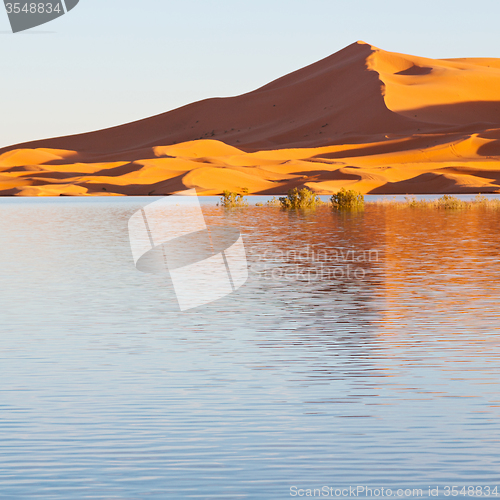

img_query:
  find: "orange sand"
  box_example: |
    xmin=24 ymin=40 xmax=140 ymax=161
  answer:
xmin=1 ymin=41 xmax=499 ymax=196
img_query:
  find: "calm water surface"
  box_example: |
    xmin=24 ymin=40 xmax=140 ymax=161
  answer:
xmin=1 ymin=198 xmax=500 ymax=499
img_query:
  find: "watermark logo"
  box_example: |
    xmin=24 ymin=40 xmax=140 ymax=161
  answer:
xmin=128 ymin=189 xmax=248 ymax=312
xmin=250 ymin=245 xmax=379 ymax=282
xmin=3 ymin=0 xmax=79 ymax=33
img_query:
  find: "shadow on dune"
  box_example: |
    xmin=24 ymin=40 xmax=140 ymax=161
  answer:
xmin=369 ymin=170 xmax=500 ymax=194
xmin=313 ymin=132 xmax=468 ymax=160
xmin=0 ymin=42 xmax=425 ymax=157
xmin=395 ymin=65 xmax=433 ymax=76
xmin=395 ymin=101 xmax=500 ymax=128
xmin=477 ymin=131 xmax=500 ymax=156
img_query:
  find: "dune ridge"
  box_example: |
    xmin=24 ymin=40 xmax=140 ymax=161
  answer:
xmin=1 ymin=41 xmax=500 ymax=196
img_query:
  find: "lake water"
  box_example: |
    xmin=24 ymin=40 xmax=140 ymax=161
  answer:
xmin=1 ymin=198 xmax=500 ymax=499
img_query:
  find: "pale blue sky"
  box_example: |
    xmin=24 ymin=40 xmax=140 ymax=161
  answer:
xmin=1 ymin=0 xmax=499 ymax=148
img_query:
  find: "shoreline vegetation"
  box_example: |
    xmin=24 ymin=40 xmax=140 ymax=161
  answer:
xmin=220 ymin=189 xmax=500 ymax=210
xmin=218 ymin=189 xmax=249 ymax=208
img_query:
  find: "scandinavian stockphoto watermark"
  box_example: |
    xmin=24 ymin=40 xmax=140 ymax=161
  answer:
xmin=290 ymin=486 xmax=428 ymax=497
xmin=3 ymin=0 xmax=79 ymax=33
xmin=128 ymin=192 xmax=378 ymax=310
xmin=128 ymin=189 xmax=248 ymax=312
xmin=250 ymin=245 xmax=379 ymax=283
xmin=289 ymin=485 xmax=500 ymax=497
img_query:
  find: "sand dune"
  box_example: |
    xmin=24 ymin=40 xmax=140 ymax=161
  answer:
xmin=1 ymin=41 xmax=500 ymax=196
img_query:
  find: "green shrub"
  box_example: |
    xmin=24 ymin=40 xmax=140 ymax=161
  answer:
xmin=266 ymin=196 xmax=281 ymax=207
xmin=372 ymin=193 xmax=500 ymax=209
xmin=404 ymin=196 xmax=418 ymax=208
xmin=474 ymin=194 xmax=488 ymax=204
xmin=219 ymin=189 xmax=248 ymax=208
xmin=436 ymin=195 xmax=467 ymax=209
xmin=401 ymin=194 xmax=500 ymax=209
xmin=402 ymin=195 xmax=466 ymax=209
xmin=473 ymin=194 xmax=500 ymax=208
xmin=330 ymin=188 xmax=364 ymax=210
xmin=279 ymin=188 xmax=323 ymax=209
xmin=403 ymin=196 xmax=438 ymax=208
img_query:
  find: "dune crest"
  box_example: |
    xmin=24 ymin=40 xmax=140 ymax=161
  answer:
xmin=1 ymin=42 xmax=500 ymax=196
xmin=367 ymin=46 xmax=500 ymax=124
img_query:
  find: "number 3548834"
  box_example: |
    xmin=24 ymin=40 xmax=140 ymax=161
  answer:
xmin=5 ymin=3 xmax=62 ymax=14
